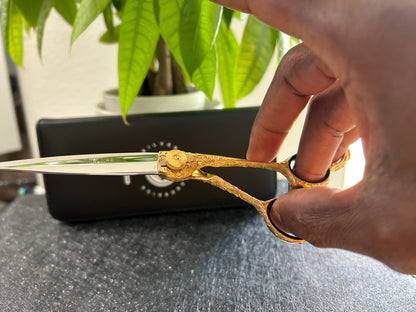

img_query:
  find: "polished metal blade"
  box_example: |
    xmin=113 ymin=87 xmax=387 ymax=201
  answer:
xmin=0 ymin=152 xmax=159 ymax=176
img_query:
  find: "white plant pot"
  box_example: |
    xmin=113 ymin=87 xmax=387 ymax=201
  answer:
xmin=96 ymin=87 xmax=220 ymax=116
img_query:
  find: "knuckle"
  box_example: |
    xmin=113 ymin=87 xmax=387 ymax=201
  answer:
xmin=292 ymin=207 xmax=334 ymax=247
xmin=280 ymin=44 xmax=335 ymax=96
xmin=322 ymin=120 xmax=345 ymax=139
xmin=256 ymin=121 xmax=288 ymax=138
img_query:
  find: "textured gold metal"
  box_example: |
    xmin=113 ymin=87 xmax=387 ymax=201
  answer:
xmin=158 ymin=149 xmax=350 ymax=244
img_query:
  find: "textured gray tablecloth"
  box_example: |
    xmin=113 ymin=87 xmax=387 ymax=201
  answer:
xmin=0 ymin=195 xmax=415 ymax=311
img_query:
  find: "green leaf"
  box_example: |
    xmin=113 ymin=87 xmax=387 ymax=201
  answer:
xmin=71 ymin=0 xmax=112 ymax=47
xmin=102 ymin=3 xmax=114 ymax=34
xmin=191 ymin=46 xmax=216 ymax=101
xmin=22 ymin=15 xmax=30 ymax=33
xmin=112 ymin=0 xmax=125 ymax=11
xmin=216 ymin=21 xmax=238 ymax=108
xmin=179 ymin=0 xmax=222 ymax=76
xmin=99 ymin=24 xmax=119 ymax=43
xmin=153 ymin=0 xmax=160 ymax=24
xmin=37 ymin=0 xmax=53 ymax=59
xmin=53 ymin=0 xmax=77 ymax=25
xmin=13 ymin=0 xmax=43 ymax=27
xmin=235 ymin=16 xmax=278 ymax=99
xmin=1 ymin=0 xmax=23 ymax=66
xmin=157 ymin=0 xmax=188 ymax=76
xmin=118 ymin=0 xmax=159 ymax=116
xmin=1 ymin=0 xmax=10 ymax=43
xmin=222 ymin=7 xmax=234 ymax=27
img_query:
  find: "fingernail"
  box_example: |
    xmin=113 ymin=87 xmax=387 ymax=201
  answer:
xmin=269 ymin=202 xmax=291 ymax=233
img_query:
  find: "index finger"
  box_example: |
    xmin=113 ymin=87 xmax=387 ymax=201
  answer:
xmin=247 ymin=44 xmax=336 ymax=162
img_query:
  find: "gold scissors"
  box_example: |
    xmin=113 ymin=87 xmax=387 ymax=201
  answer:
xmin=0 ymin=149 xmax=349 ymax=243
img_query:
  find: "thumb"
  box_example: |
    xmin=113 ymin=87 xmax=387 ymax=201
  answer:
xmin=269 ymin=181 xmax=416 ymax=274
xmin=269 ymin=186 xmax=360 ymax=248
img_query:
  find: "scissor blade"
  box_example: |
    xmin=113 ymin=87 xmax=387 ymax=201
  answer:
xmin=0 ymin=152 xmax=159 ymax=176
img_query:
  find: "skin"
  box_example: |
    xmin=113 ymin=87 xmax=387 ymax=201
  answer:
xmin=209 ymin=0 xmax=416 ymax=274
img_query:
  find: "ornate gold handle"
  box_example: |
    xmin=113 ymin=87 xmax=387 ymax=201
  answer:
xmin=158 ymin=150 xmax=350 ymax=243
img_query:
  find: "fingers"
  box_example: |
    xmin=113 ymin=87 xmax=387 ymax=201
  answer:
xmin=209 ymin=0 xmax=323 ymax=40
xmin=209 ymin=0 xmax=251 ymax=13
xmin=269 ymin=179 xmax=416 ymax=274
xmin=247 ymin=44 xmax=336 ymax=162
xmin=269 ymin=186 xmax=360 ymax=249
xmin=334 ymin=127 xmax=360 ymax=162
xmin=294 ymin=84 xmax=357 ymax=181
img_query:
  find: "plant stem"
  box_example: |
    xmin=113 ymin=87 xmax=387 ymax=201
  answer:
xmin=171 ymin=56 xmax=187 ymax=94
xmin=153 ymin=37 xmax=173 ymax=95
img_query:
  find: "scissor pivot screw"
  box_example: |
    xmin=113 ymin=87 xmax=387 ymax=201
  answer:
xmin=165 ymin=150 xmax=187 ymax=170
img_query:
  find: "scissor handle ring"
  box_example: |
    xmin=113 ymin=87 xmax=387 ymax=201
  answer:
xmin=266 ymin=199 xmax=305 ymax=242
xmin=288 ymin=154 xmax=331 ymax=184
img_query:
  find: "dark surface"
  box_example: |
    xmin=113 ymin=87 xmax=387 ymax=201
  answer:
xmin=0 ymin=195 xmax=415 ymax=311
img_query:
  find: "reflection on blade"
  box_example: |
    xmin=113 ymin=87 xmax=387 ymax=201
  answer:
xmin=0 ymin=153 xmax=159 ymax=176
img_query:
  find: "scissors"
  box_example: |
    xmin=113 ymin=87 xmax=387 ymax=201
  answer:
xmin=0 ymin=149 xmax=349 ymax=243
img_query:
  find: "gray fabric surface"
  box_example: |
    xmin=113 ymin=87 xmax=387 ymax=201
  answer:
xmin=0 ymin=201 xmax=6 ymax=213
xmin=0 ymin=195 xmax=415 ymax=311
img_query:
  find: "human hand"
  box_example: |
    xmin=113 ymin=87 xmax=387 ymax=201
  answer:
xmin=210 ymin=0 xmax=416 ymax=273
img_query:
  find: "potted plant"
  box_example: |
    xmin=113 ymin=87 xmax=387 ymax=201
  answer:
xmin=1 ymin=0 xmax=298 ymax=122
